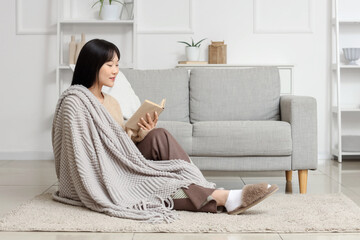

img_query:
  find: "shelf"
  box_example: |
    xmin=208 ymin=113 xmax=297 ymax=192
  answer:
xmin=331 ymin=0 xmax=360 ymax=163
xmin=56 ymin=0 xmax=137 ymax=99
xmin=332 ymin=18 xmax=360 ymax=24
xmin=339 ymin=20 xmax=360 ymax=24
xmin=332 ymin=64 xmax=360 ymax=70
xmin=332 ymin=106 xmax=360 ymax=113
xmin=58 ymin=65 xmax=71 ymax=70
xmin=332 ymin=148 xmax=360 ymax=157
xmin=59 ymin=19 xmax=134 ymax=24
xmin=335 ymin=151 xmax=360 ymax=156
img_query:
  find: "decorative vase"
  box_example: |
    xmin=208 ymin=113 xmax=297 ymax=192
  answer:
xmin=208 ymin=41 xmax=227 ymax=64
xmin=343 ymin=48 xmax=360 ymax=65
xmin=100 ymin=5 xmax=122 ymax=20
xmin=75 ymin=33 xmax=86 ymax=63
xmin=69 ymin=35 xmax=76 ymax=64
xmin=186 ymin=47 xmax=200 ymax=61
xmin=120 ymin=0 xmax=134 ymax=20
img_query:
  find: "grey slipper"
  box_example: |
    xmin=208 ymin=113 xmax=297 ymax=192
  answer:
xmin=227 ymin=182 xmax=279 ymax=215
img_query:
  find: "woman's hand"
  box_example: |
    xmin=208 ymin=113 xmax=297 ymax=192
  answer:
xmin=137 ymin=111 xmax=158 ymax=131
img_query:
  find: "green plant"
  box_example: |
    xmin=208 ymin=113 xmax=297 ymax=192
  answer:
xmin=178 ymin=38 xmax=207 ymax=47
xmin=91 ymin=0 xmax=125 ymax=17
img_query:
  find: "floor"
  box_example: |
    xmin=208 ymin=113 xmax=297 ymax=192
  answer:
xmin=0 ymin=159 xmax=360 ymax=239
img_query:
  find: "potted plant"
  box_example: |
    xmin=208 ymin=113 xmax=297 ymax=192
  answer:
xmin=178 ymin=38 xmax=207 ymax=61
xmin=92 ymin=0 xmax=125 ymax=20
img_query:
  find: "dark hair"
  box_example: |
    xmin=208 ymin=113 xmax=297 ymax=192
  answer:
xmin=71 ymin=39 xmax=120 ymax=88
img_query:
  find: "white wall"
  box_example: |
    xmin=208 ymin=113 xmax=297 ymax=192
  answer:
xmin=0 ymin=0 xmax=331 ymax=160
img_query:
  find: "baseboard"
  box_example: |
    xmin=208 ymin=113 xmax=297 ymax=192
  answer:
xmin=0 ymin=151 xmax=54 ymax=160
xmin=318 ymin=152 xmax=331 ymax=160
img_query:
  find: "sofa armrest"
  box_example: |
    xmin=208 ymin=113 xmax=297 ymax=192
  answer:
xmin=280 ymin=95 xmax=318 ymax=170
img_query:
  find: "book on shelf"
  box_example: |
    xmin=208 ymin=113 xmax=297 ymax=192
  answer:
xmin=125 ymin=99 xmax=166 ymax=131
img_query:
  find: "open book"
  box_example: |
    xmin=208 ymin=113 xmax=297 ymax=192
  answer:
xmin=125 ymin=98 xmax=166 ymax=131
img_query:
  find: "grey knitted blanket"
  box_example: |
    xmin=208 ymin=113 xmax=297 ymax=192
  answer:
xmin=51 ymin=85 xmax=216 ymax=224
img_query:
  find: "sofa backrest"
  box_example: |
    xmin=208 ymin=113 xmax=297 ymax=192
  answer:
xmin=121 ymin=68 xmax=189 ymax=122
xmin=189 ymin=67 xmax=280 ymax=122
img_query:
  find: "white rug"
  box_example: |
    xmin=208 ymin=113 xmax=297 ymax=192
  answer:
xmin=1 ymin=193 xmax=360 ymax=233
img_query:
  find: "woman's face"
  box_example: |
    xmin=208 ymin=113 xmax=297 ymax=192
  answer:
xmin=97 ymin=53 xmax=119 ymax=88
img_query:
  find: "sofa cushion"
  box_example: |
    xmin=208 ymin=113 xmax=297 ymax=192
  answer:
xmin=121 ymin=68 xmax=189 ymax=122
xmin=155 ymin=121 xmax=193 ymax=155
xmin=189 ymin=67 xmax=280 ymax=122
xmin=192 ymin=121 xmax=292 ymax=156
xmin=191 ymin=156 xmax=291 ymax=171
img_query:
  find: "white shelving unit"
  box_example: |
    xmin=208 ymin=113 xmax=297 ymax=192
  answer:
xmin=331 ymin=0 xmax=360 ymax=162
xmin=55 ymin=0 xmax=137 ymax=97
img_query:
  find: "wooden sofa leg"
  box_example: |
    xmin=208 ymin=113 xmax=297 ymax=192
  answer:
xmin=298 ymin=170 xmax=308 ymax=194
xmin=285 ymin=171 xmax=292 ymax=182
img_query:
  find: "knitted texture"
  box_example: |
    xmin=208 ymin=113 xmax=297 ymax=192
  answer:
xmin=51 ymin=85 xmax=216 ymax=224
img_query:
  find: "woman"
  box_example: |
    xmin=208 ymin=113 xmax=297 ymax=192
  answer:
xmin=52 ymin=39 xmax=278 ymax=223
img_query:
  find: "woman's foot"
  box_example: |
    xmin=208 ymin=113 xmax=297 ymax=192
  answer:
xmin=225 ymin=183 xmax=279 ymax=215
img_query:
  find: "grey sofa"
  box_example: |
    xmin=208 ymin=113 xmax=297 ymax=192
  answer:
xmin=121 ymin=67 xmax=318 ymax=194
